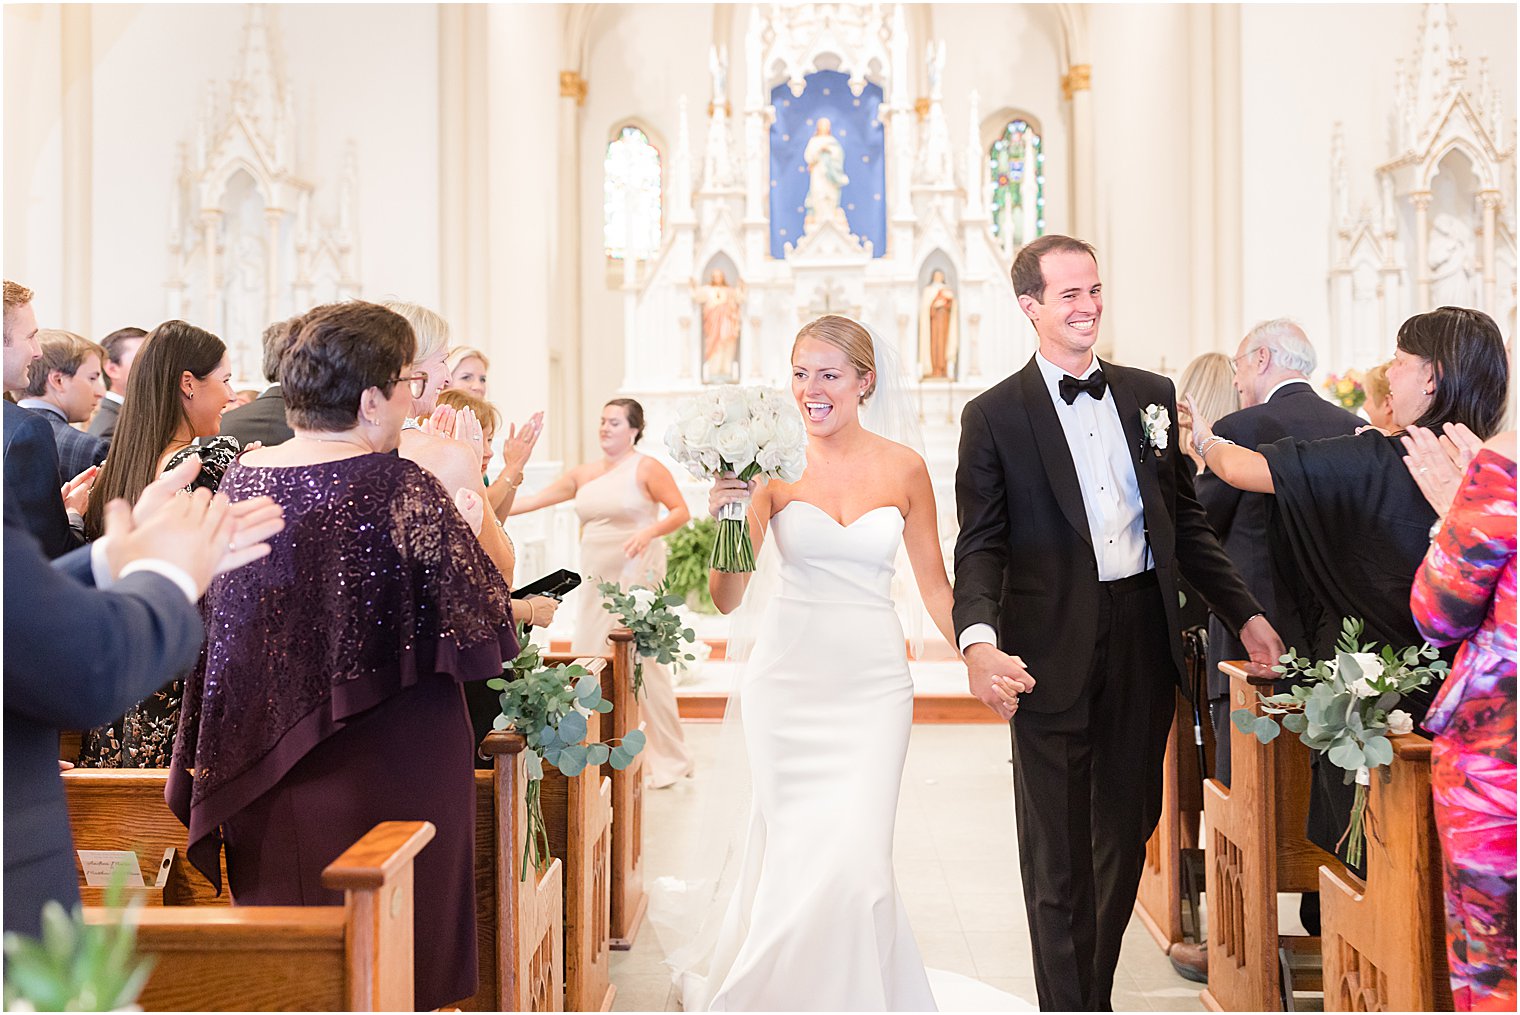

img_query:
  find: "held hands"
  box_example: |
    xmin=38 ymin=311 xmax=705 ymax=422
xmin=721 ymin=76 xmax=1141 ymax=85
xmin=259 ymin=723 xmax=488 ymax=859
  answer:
xmin=708 ymin=475 xmax=755 ymax=520
xmin=1238 ymin=614 xmax=1287 ymax=678
xmin=500 ymin=411 xmax=545 ymax=478
xmin=1401 ymin=422 xmax=1482 ymax=521
xmin=61 ymin=465 xmax=99 ymax=514
xmin=963 ymin=643 xmax=1036 ymax=722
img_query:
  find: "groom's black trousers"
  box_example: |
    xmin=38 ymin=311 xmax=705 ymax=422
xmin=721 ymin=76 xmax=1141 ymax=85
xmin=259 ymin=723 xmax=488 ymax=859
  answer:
xmin=1008 ymin=570 xmax=1176 ymax=1012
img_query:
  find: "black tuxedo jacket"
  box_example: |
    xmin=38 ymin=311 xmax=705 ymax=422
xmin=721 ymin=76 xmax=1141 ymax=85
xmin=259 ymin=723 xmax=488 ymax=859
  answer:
xmin=1196 ymin=382 xmax=1362 ymax=698
xmin=3 ymin=400 xmax=84 ymax=559
xmin=2 ymin=497 xmax=204 ymax=936
xmin=219 ymin=385 xmax=294 ymax=448
xmin=953 ymin=355 xmax=1261 ymax=715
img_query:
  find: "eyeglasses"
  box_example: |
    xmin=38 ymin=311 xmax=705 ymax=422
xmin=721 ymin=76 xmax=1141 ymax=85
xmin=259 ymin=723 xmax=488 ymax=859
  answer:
xmin=1231 ymin=347 xmax=1263 ymax=369
xmin=388 ymin=373 xmax=429 ymax=399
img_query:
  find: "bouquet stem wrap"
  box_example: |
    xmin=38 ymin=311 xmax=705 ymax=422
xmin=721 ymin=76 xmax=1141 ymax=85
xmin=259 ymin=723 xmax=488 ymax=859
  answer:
xmin=712 ymin=495 xmax=755 ymax=573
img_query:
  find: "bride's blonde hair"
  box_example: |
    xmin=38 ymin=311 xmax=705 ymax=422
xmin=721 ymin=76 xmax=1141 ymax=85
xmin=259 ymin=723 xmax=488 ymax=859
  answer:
xmin=792 ymin=315 xmax=877 ymax=401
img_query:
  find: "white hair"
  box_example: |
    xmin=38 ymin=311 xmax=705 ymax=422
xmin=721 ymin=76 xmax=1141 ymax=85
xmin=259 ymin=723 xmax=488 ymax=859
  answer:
xmin=1244 ymin=318 xmax=1316 ymax=375
xmin=380 ymin=300 xmax=450 ymax=363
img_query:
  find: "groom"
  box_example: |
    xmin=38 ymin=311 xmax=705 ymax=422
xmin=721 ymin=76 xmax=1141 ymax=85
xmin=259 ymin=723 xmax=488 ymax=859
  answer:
xmin=952 ymin=235 xmax=1284 ymax=1011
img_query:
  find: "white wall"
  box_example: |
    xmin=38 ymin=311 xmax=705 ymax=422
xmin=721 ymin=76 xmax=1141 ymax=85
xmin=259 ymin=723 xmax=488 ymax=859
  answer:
xmin=6 ymin=3 xmax=439 ymax=348
xmin=1237 ymin=3 xmax=1516 ymax=369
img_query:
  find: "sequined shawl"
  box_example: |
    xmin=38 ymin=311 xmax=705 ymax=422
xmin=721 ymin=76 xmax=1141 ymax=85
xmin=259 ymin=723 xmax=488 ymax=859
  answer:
xmin=167 ymin=452 xmax=518 ymax=885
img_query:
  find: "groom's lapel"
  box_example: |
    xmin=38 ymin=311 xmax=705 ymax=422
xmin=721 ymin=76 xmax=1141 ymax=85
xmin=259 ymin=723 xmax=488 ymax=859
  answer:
xmin=1104 ymin=362 xmax=1167 ymax=521
xmin=1017 ymin=359 xmax=1092 ymax=548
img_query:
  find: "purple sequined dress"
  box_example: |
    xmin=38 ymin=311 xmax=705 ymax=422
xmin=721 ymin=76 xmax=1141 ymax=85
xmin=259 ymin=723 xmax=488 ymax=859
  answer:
xmin=168 ymin=452 xmax=517 ymax=1010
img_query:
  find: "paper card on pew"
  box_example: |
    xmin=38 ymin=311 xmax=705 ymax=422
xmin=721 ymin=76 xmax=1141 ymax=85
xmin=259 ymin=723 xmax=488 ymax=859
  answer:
xmin=76 ymin=849 xmax=146 ymax=887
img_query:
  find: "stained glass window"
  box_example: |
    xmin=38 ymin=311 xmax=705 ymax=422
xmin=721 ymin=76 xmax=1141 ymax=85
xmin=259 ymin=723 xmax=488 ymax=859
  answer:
xmin=988 ymin=119 xmax=1044 ymax=253
xmin=604 ymin=126 xmax=662 ymax=260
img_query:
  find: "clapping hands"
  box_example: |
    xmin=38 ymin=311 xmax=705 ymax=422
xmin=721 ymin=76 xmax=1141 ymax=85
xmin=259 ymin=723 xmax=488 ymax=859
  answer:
xmin=423 ymin=403 xmax=487 ymax=461
xmin=500 ymin=411 xmax=545 ymax=478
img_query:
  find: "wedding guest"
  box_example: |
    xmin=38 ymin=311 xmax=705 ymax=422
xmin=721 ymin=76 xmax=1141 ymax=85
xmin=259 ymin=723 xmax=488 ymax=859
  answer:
xmin=1364 ymin=361 xmax=1395 ymax=430
xmin=87 ymin=326 xmax=148 ymax=443
xmin=1178 ymin=351 xmax=1239 ymax=474
xmin=432 ymin=387 xmax=544 ymax=521
xmin=1186 ymin=306 xmax=1508 ymax=869
xmin=219 ymin=318 xmax=297 ymax=448
xmin=3 ymin=280 xmax=85 ymax=558
xmin=18 ymin=330 xmax=109 ymax=483
xmin=447 ymin=345 xmax=490 ymax=398
xmin=5 ymin=459 xmax=282 ymax=937
xmin=77 ymin=321 xmax=239 ymax=768
xmin=383 ymin=300 xmax=516 ymax=578
xmin=512 ymin=398 xmax=695 ymax=787
xmin=168 ymin=300 xmax=517 ymax=1011
xmin=1406 ymin=425 xmax=1517 ymax=1014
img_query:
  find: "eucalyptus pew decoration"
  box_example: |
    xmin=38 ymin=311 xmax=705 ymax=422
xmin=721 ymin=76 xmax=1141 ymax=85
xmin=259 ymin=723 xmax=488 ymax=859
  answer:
xmin=3 ymin=875 xmax=153 ymax=1012
xmin=598 ymin=580 xmax=698 ymax=695
xmin=488 ymin=625 xmax=646 ymax=880
xmin=1232 ymin=617 xmax=1448 ymax=867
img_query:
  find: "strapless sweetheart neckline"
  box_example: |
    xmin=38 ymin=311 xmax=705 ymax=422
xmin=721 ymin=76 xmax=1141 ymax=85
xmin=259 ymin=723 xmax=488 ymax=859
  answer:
xmin=773 ymin=499 xmax=905 ymax=529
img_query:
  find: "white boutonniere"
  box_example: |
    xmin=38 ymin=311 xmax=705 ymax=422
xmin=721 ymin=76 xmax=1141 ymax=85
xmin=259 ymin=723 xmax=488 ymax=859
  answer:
xmin=1140 ymin=404 xmax=1170 ymax=461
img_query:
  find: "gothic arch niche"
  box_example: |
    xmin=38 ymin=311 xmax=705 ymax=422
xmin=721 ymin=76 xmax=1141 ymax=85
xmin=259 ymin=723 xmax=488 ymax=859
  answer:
xmin=218 ymin=168 xmax=274 ymax=369
xmin=693 ymin=250 xmax=744 ymax=384
xmin=1426 ymin=148 xmax=1482 ymax=308
xmin=916 ymin=249 xmax=960 ymax=380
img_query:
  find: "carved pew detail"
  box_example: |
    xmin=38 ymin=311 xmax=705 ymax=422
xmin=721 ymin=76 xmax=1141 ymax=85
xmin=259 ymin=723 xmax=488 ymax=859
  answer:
xmin=540 ymin=656 xmax=617 ymax=1013
xmin=1202 ymin=661 xmax=1343 ymax=1012
xmin=86 ymin=821 xmax=433 ymax=1012
xmin=464 ymin=731 xmax=566 ymax=1012
xmin=1321 ymin=734 xmax=1453 ymax=1012
xmin=1135 ymin=688 xmax=1211 ymax=952
xmin=549 ymin=627 xmax=647 ymax=950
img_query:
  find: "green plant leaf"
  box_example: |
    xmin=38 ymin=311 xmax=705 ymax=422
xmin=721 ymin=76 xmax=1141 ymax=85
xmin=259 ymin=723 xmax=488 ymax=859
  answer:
xmin=1328 ymin=740 xmax=1366 ymax=771
xmin=608 ymin=745 xmax=633 ymax=769
xmin=1230 ymin=708 xmax=1256 ymax=733
xmin=558 ymin=710 xmax=588 ymax=745
xmin=595 ymin=700 xmax=613 ymax=713
xmin=1251 ymin=716 xmax=1281 ymax=744
xmin=1362 ymin=735 xmax=1394 ymax=767
xmin=1282 ymin=712 xmax=1308 ymax=734
xmin=621 ymin=728 xmax=647 ymax=753
xmin=587 ymin=744 xmax=611 ymax=765
xmin=557 ymin=744 xmax=589 ymax=777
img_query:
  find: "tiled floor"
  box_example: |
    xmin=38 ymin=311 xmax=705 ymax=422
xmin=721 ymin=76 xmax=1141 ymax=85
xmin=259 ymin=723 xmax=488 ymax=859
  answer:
xmin=609 ymin=723 xmax=1219 ymax=1012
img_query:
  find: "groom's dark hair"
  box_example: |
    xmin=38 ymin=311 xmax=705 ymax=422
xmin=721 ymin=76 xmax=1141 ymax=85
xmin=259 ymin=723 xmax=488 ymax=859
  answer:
xmin=1011 ymin=235 xmax=1098 ymax=303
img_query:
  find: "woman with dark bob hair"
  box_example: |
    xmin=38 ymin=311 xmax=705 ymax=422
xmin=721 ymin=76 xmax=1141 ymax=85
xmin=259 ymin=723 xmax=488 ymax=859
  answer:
xmin=168 ymin=300 xmax=519 ymax=1009
xmin=1185 ymin=305 xmax=1509 ymax=869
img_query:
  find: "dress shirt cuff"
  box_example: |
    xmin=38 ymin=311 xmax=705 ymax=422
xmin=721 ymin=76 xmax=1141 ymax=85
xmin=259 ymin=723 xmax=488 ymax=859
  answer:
xmin=118 ymin=559 xmax=200 ymax=604
xmin=958 ymin=623 xmax=999 ymax=653
xmin=67 ymin=509 xmax=84 ymax=528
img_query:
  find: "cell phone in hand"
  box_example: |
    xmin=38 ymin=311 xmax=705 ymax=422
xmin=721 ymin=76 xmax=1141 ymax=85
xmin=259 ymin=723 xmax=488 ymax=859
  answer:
xmin=516 ymin=568 xmax=582 ymax=601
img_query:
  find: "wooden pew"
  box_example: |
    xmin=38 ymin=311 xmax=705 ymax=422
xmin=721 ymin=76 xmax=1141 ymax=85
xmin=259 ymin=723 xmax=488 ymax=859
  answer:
xmin=1202 ymin=661 xmax=1343 ymax=1012
xmin=547 ymin=627 xmax=646 ymax=950
xmin=463 ymin=730 xmax=566 ymax=1012
xmin=540 ymin=656 xmax=617 ymax=1013
xmin=1135 ymin=686 xmax=1213 ymax=952
xmin=63 ymin=768 xmax=227 ymax=906
xmin=85 ymin=820 xmax=433 ymax=1011
xmin=1320 ymin=734 xmax=1453 ymax=1012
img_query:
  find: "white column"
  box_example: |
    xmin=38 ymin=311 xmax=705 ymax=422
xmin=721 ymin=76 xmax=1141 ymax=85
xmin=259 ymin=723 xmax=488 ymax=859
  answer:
xmin=60 ymin=4 xmax=92 ymax=336
xmin=438 ymin=5 xmax=490 ymax=347
xmin=1479 ymin=190 xmax=1500 ymax=313
xmin=1412 ymin=191 xmax=1432 ymax=311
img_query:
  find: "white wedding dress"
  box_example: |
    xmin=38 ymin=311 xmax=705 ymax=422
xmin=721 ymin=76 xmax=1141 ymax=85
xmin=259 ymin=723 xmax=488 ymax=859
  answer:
xmin=677 ymin=500 xmax=1030 ymax=1012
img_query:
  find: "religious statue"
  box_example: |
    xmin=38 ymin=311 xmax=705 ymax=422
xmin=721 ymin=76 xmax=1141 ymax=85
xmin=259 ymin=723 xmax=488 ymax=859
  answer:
xmin=918 ymin=270 xmax=958 ymax=380
xmin=691 ymin=269 xmax=746 ymax=384
xmin=803 ymin=118 xmax=849 ymax=234
xmin=1428 ymin=212 xmax=1479 ymax=309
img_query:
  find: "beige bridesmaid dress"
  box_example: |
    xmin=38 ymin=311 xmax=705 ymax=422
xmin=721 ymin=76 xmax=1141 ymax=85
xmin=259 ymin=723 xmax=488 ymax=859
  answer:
xmin=570 ymin=452 xmax=694 ymax=787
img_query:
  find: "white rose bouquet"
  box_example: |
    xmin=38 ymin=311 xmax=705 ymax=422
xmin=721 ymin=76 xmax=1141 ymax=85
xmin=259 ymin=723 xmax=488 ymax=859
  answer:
xmin=664 ymin=385 xmax=807 ymax=572
xmin=1231 ymin=616 xmax=1448 ymax=867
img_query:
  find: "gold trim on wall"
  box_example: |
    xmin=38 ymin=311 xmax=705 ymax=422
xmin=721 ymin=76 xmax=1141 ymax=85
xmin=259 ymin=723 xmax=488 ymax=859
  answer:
xmin=914 ymin=97 xmax=930 ymax=120
xmin=1061 ymin=64 xmax=1091 ymax=101
xmin=560 ymin=70 xmax=588 ymax=105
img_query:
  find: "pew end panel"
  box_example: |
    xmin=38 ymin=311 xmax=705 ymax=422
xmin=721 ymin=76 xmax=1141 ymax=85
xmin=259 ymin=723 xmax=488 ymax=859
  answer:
xmin=1202 ymin=661 xmax=1343 ymax=1012
xmin=549 ymin=627 xmax=647 ymax=950
xmin=540 ymin=656 xmax=617 ymax=1013
xmin=1320 ymin=734 xmax=1453 ymax=1012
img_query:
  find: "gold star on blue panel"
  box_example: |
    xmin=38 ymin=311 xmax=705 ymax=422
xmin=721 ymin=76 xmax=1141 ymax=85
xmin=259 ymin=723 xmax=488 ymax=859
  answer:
xmin=847 ymin=203 xmax=855 ymax=210
xmin=862 ymin=155 xmax=870 ymax=163
xmin=839 ymin=129 xmax=847 ymax=137
xmin=780 ymin=228 xmax=788 ymax=235
xmin=782 ymin=134 xmax=790 ymax=142
xmin=796 ymin=206 xmax=804 ymax=213
xmin=873 ymin=194 xmax=881 ymax=200
xmin=822 ymin=88 xmax=831 ymax=95
xmin=853 ymin=99 xmax=861 ymax=106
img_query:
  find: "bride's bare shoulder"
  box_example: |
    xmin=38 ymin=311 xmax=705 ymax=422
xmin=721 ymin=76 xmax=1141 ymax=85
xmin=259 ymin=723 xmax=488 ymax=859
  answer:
xmin=870 ymin=433 xmax=928 ymax=473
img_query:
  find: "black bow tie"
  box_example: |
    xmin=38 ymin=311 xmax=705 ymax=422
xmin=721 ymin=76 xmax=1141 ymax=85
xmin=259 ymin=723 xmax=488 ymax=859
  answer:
xmin=1058 ymin=371 xmax=1107 ymax=405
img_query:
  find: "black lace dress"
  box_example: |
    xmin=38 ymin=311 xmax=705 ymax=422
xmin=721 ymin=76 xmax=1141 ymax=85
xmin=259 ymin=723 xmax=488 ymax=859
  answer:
xmin=76 ymin=436 xmax=240 ymax=768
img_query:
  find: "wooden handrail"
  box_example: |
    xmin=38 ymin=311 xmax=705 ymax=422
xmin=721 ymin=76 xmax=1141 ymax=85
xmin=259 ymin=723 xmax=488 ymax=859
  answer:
xmin=1391 ymin=732 xmax=1433 ymax=761
xmin=480 ymin=729 xmax=528 ymax=759
xmin=1219 ymin=659 xmax=1280 ymax=687
xmin=320 ymin=820 xmax=435 ymax=892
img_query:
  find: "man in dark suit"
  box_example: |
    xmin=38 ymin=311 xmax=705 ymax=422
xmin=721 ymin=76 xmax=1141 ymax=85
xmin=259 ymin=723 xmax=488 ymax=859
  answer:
xmin=1196 ymin=320 xmax=1363 ymax=785
xmin=17 ymin=330 xmax=109 ymax=483
xmin=952 ymin=236 xmax=1285 ymax=1011
xmin=219 ymin=317 xmax=296 ymax=448
xmin=87 ymin=326 xmax=148 ymax=445
xmin=3 ymin=281 xmax=84 ymax=558
xmin=3 ymin=458 xmax=284 ymax=937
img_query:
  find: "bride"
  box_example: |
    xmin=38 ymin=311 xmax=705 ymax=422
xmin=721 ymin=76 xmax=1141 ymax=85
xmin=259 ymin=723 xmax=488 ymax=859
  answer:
xmin=676 ymin=315 xmax=1031 ymax=1011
